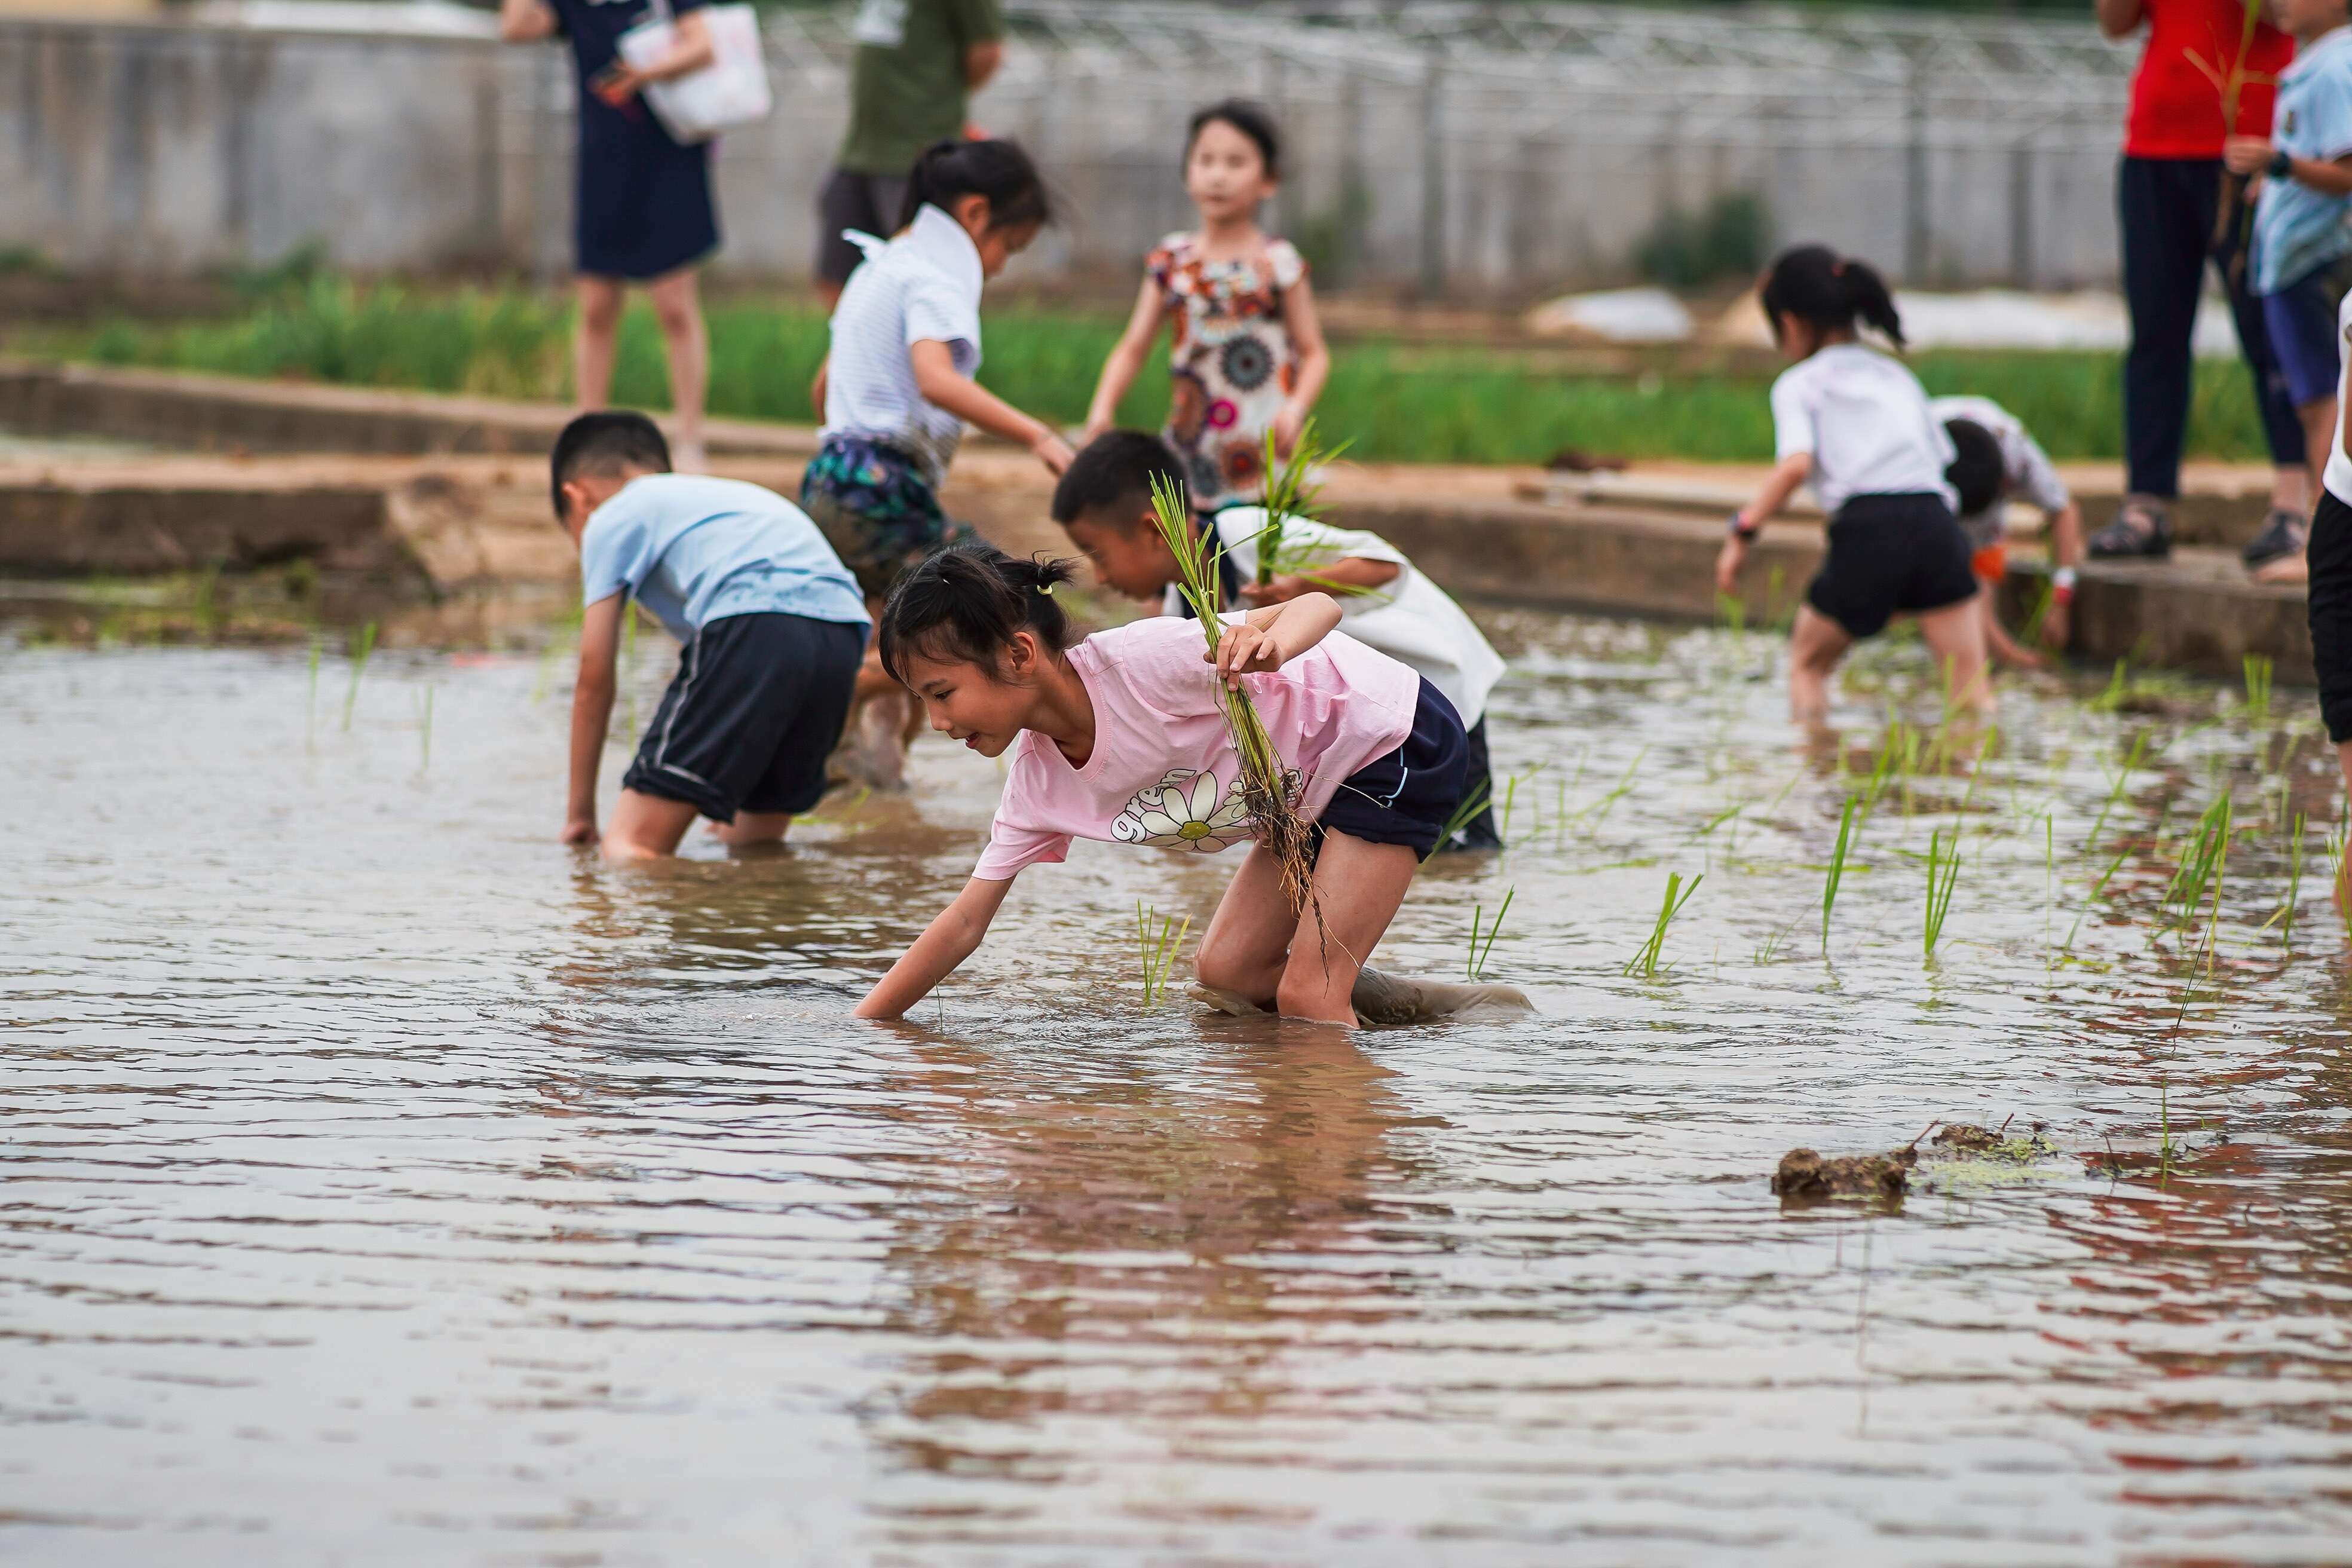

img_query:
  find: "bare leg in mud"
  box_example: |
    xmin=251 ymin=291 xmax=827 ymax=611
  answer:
xmin=1919 ymin=597 xmax=1995 ymax=716
xmin=606 ymin=790 xmax=789 ymax=859
xmin=1194 ymin=831 xmax=1420 ymax=1027
xmin=1786 ymin=606 xmax=1852 ymax=723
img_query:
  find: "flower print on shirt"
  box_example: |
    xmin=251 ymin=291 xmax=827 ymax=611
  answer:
xmin=1112 ymin=768 xmax=1255 ymax=852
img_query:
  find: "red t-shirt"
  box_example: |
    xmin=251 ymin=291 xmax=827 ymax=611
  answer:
xmin=2125 ymin=0 xmax=2295 ymax=158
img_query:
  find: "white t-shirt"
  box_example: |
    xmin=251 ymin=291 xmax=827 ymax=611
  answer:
xmin=1928 ymin=394 xmax=2071 ymax=544
xmin=2326 ymin=290 xmax=2352 ymax=506
xmin=1770 ymin=344 xmax=1958 ymax=516
xmin=1163 ymin=507 xmax=1506 ymax=725
xmin=820 ymin=203 xmax=984 ymax=489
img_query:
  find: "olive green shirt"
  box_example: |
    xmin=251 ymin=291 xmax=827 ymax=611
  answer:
xmin=838 ymin=0 xmax=1006 ymax=176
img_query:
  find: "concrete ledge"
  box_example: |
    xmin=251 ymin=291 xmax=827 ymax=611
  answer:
xmin=0 ymin=361 xmax=818 ymax=460
xmin=1340 ymin=492 xmax=2314 ymax=684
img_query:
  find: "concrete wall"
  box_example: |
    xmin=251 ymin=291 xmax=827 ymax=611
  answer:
xmin=0 ymin=14 xmax=2128 ymax=291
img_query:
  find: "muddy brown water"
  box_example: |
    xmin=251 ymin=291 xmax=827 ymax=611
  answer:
xmin=6 ymin=595 xmax=2352 ymax=1565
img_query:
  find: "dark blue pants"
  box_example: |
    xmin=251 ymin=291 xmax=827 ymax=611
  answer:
xmin=2118 ymin=155 xmax=2305 ymax=497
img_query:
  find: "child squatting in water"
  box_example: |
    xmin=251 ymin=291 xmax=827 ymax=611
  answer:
xmin=853 ymin=546 xmax=1472 ymax=1027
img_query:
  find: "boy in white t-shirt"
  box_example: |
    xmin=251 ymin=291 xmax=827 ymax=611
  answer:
xmin=1932 ymin=395 xmax=2085 ymax=669
xmin=1052 ymin=430 xmax=1509 ymax=850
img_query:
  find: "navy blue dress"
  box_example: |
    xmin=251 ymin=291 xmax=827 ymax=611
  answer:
xmin=548 ymin=0 xmax=721 ymax=280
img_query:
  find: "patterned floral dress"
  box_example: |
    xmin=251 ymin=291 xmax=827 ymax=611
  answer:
xmin=1148 ymin=232 xmax=1307 ymax=513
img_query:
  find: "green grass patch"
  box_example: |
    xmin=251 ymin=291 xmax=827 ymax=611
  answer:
xmin=16 ymin=276 xmax=2280 ymax=467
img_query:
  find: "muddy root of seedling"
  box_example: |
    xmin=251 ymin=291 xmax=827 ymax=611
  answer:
xmin=1771 ymin=1146 xmax=1912 ymax=1202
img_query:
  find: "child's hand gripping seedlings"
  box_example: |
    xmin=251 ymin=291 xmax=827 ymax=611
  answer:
xmin=1149 ymin=471 xmax=1322 ymax=914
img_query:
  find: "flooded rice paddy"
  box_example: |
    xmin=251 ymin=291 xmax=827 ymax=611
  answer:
xmin=6 ymin=590 xmax=2352 ymax=1565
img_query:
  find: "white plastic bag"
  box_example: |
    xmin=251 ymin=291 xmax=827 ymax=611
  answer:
xmin=617 ymin=2 xmax=771 ymax=146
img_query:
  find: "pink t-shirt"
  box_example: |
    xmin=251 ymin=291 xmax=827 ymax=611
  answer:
xmin=972 ymin=615 xmax=1421 ymax=881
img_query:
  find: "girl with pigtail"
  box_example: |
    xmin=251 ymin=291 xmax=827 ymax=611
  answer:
xmin=852 ymin=544 xmax=1478 ymax=1027
xmin=1716 ymin=245 xmax=1993 ymax=722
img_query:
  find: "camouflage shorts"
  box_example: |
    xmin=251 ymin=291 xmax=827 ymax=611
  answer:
xmin=799 ymin=434 xmax=970 ymax=603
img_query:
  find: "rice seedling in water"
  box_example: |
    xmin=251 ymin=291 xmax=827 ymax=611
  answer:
xmin=1716 ymin=591 xmax=1747 ymax=637
xmin=1134 ymin=902 xmax=1190 ymax=1007
xmin=1466 ymin=886 xmax=1515 ymax=980
xmin=2242 ymin=653 xmax=2274 ymax=721
xmin=1149 ymin=471 xmax=1318 ymax=915
xmin=2281 ymin=811 xmax=2305 ymax=944
xmin=1752 ymin=918 xmax=1796 ymax=966
xmin=2087 ymin=658 xmax=2130 ymax=715
xmin=1923 ymin=827 xmax=1962 ymax=963
xmin=305 ymin=634 xmax=321 ymax=741
xmin=2083 ymin=732 xmax=2148 ymax=856
xmin=341 ymin=620 xmax=377 ymax=731
xmin=2062 ymin=844 xmax=2133 ymax=952
xmin=415 ymin=687 xmax=434 ymax=775
xmin=1623 ymin=872 xmax=1702 ymax=978
xmin=1821 ymin=792 xmax=1859 ymax=953
xmin=2159 ymin=794 xmax=2232 ymax=936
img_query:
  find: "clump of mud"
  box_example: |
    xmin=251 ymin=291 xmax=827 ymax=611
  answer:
xmin=1771 ymin=1119 xmax=2057 ymax=1205
xmin=1771 ymin=1146 xmax=1912 ymax=1201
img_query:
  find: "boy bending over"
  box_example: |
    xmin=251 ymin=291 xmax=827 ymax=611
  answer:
xmin=1052 ymin=430 xmax=1509 ymax=850
xmin=553 ymin=412 xmax=872 ymax=858
xmin=1934 ymin=396 xmax=2084 ymax=669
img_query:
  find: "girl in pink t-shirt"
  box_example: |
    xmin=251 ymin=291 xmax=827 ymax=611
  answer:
xmin=852 ymin=546 xmax=1469 ymax=1027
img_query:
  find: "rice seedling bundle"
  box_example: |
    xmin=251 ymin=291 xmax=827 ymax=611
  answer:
xmin=1147 ymin=472 xmax=1318 ymax=914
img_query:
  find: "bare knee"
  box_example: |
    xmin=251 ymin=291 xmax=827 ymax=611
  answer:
xmin=578 ymin=289 xmax=624 ymax=336
xmin=1195 ymin=934 xmax=1268 ymax=998
xmin=649 ymin=282 xmax=701 ymax=340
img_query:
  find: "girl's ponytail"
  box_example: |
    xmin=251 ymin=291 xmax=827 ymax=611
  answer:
xmin=895 ymin=138 xmax=1053 ymax=235
xmin=1838 ymin=257 xmax=1905 ymax=349
xmin=878 ymin=544 xmax=1076 ymax=683
xmin=1759 ymin=243 xmax=1906 ymax=349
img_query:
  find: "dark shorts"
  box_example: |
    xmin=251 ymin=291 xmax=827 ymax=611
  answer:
xmin=799 ymin=433 xmax=970 ymax=602
xmin=2310 ymin=489 xmax=2352 ymax=743
xmin=1315 ymin=678 xmax=1469 ymax=859
xmin=1806 ymin=492 xmax=1980 ymax=640
xmin=621 ymin=612 xmax=866 ymax=822
xmin=816 ymin=167 xmax=909 ymax=286
xmin=2262 ymin=253 xmax=2352 ymax=409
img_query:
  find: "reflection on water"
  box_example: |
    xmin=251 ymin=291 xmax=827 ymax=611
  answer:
xmin=5 ymin=605 xmax=2352 ymax=1564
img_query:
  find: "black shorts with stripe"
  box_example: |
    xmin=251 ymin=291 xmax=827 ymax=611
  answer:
xmin=621 ymin=612 xmax=866 ymax=822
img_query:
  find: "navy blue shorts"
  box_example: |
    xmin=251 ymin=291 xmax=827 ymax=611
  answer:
xmin=621 ymin=612 xmax=865 ymax=822
xmin=1314 ymin=678 xmax=1469 ymax=859
xmin=2264 ymin=255 xmax=2352 ymax=409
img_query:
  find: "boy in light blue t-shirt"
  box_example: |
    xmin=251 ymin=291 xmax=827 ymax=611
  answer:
xmin=553 ymin=411 xmax=871 ymax=859
xmin=2230 ymin=0 xmax=2352 ymax=572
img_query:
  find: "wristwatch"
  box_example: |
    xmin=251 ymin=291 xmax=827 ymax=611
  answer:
xmin=2271 ymin=148 xmax=2294 ymax=180
xmin=1728 ymin=511 xmax=1759 ymax=541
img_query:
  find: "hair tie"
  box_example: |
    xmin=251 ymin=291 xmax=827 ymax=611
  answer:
xmin=1831 ymin=259 xmax=1847 ymax=277
xmin=1037 ymin=582 xmax=1054 ymax=595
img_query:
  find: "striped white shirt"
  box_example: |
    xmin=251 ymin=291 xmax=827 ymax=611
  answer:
xmin=820 ymin=203 xmax=984 ymax=490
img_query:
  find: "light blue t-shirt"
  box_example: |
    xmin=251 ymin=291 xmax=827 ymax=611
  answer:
xmin=578 ymin=474 xmax=871 ymax=642
xmin=2255 ymin=27 xmax=2352 ymax=295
